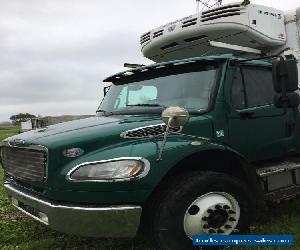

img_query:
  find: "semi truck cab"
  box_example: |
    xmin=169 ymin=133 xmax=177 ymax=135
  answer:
xmin=1 ymin=54 xmax=300 ymax=249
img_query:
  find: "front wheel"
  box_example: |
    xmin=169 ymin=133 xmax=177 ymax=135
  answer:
xmin=184 ymin=192 xmax=240 ymax=237
xmin=144 ymin=171 xmax=256 ymax=250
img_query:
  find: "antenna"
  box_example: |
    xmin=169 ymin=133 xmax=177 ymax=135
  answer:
xmin=196 ymin=0 xmax=222 ymax=13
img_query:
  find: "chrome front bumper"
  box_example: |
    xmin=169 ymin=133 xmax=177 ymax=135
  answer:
xmin=4 ymin=182 xmax=142 ymax=238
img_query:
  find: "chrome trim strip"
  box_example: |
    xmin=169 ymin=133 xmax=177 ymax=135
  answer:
xmin=66 ymin=157 xmax=151 ymax=183
xmin=2 ymin=141 xmax=49 ymax=182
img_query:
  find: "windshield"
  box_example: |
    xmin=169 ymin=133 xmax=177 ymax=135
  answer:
xmin=98 ymin=62 xmax=221 ymax=115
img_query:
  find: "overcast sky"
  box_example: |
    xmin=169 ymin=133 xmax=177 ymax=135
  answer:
xmin=0 ymin=0 xmax=299 ymax=122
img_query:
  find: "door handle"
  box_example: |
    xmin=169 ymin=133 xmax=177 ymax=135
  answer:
xmin=238 ymin=111 xmax=255 ymax=119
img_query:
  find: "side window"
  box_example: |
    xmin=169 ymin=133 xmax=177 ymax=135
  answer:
xmin=231 ymin=67 xmax=274 ymax=110
xmin=243 ymin=67 xmax=274 ymax=107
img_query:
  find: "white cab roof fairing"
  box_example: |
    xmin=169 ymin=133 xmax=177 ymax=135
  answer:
xmin=141 ymin=2 xmax=286 ymax=62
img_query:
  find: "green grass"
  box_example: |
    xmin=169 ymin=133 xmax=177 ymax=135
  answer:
xmin=0 ymin=126 xmax=20 ymax=141
xmin=0 ymin=126 xmax=299 ymax=249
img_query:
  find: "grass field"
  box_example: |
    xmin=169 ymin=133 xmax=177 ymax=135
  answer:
xmin=0 ymin=126 xmax=299 ymax=249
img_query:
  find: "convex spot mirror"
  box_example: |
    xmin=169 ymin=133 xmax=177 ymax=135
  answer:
xmin=161 ymin=106 xmax=190 ymax=127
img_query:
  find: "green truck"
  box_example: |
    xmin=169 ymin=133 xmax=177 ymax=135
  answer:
xmin=1 ymin=53 xmax=300 ymax=249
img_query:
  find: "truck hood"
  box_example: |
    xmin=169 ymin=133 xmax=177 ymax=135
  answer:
xmin=5 ymin=115 xmax=164 ymax=149
xmin=3 ymin=114 xmax=214 ymax=189
xmin=4 ymin=114 xmax=214 ymax=166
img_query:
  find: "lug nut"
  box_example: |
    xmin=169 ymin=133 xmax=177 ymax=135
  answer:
xmin=207 ymin=209 xmax=213 ymax=214
xmin=229 ymin=217 xmax=236 ymax=222
xmin=215 ymin=205 xmax=222 ymax=210
xmin=228 ymin=210 xmax=236 ymax=214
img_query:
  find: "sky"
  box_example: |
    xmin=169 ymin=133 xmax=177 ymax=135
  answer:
xmin=0 ymin=0 xmax=300 ymax=122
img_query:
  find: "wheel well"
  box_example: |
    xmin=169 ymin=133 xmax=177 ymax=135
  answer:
xmin=159 ymin=149 xmax=255 ymax=189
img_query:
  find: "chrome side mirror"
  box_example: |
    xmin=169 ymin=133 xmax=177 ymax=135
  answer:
xmin=158 ymin=107 xmax=189 ymax=161
xmin=161 ymin=106 xmax=190 ymax=127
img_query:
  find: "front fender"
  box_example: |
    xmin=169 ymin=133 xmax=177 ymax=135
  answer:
xmin=51 ymin=135 xmax=222 ymax=192
xmin=47 ymin=135 xmax=263 ymax=205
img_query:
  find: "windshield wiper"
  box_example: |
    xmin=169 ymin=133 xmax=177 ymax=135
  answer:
xmin=126 ymin=103 xmax=164 ymax=107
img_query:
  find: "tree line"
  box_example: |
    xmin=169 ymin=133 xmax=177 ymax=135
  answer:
xmin=10 ymin=113 xmax=36 ymax=125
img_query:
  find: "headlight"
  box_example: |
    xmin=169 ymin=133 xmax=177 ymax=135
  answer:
xmin=67 ymin=158 xmax=150 ymax=182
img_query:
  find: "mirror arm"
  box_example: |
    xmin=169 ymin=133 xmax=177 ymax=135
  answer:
xmin=157 ymin=117 xmax=172 ymax=161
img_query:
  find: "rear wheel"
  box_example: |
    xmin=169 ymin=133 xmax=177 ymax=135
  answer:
xmin=143 ymin=171 xmax=256 ymax=250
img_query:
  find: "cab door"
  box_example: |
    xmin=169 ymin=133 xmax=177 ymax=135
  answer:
xmin=227 ymin=66 xmax=296 ymax=162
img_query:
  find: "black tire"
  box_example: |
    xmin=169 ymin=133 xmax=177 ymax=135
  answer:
xmin=142 ymin=171 xmax=256 ymax=250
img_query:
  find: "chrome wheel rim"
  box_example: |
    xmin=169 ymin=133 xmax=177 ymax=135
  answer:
xmin=183 ymin=192 xmax=240 ymax=238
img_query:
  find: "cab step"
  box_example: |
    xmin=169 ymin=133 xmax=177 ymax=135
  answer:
xmin=256 ymin=158 xmax=300 ymax=202
xmin=256 ymin=160 xmax=300 ymax=178
xmin=264 ymin=185 xmax=300 ymax=203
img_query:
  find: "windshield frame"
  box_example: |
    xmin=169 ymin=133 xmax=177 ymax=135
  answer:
xmin=98 ymin=60 xmax=225 ymax=116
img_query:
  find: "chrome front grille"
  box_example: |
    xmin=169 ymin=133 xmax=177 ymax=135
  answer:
xmin=1 ymin=146 xmax=47 ymax=182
